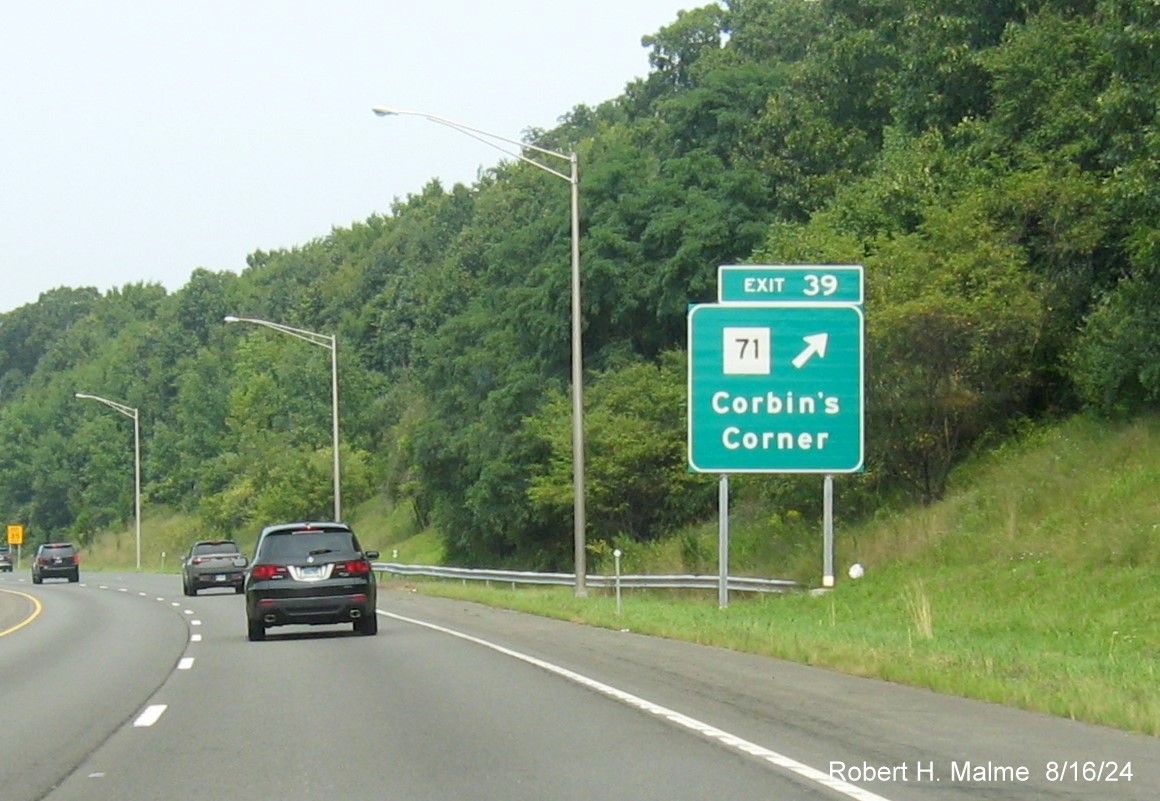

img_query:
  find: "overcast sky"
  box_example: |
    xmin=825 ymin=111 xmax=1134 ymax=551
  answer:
xmin=1 ymin=1 xmax=697 ymax=314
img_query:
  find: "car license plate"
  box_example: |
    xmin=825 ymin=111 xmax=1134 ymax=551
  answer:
xmin=215 ymin=574 xmax=227 ymax=582
xmin=300 ymin=566 xmax=322 ymax=578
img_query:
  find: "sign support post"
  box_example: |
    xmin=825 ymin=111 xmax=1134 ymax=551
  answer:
xmin=823 ymin=474 xmax=835 ymax=588
xmin=718 ymin=474 xmax=729 ymax=609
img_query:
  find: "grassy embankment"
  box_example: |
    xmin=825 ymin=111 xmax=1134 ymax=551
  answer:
xmin=82 ymin=415 xmax=1160 ymax=735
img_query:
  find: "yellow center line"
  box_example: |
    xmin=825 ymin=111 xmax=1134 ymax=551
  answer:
xmin=0 ymin=588 xmax=43 ymax=637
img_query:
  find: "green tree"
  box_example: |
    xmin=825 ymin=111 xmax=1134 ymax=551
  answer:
xmin=865 ymin=198 xmax=1045 ymax=502
xmin=526 ymin=352 xmax=715 ymax=547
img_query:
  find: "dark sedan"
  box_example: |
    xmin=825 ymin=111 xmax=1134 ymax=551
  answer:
xmin=244 ymin=522 xmax=379 ymax=641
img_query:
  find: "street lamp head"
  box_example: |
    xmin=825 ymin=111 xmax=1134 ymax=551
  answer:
xmin=223 ymin=315 xmax=240 ymax=323
xmin=371 ymin=106 xmax=400 ymax=117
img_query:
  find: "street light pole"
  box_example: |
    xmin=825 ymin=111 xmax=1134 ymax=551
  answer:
xmin=75 ymin=393 xmax=141 ymax=571
xmin=371 ymin=106 xmax=588 ymax=596
xmin=224 ymin=316 xmax=342 ymax=522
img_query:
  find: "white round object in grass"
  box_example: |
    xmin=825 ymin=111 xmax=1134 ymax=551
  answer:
xmin=848 ymin=563 xmax=864 ymax=579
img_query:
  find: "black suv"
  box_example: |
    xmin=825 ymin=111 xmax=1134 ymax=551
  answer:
xmin=244 ymin=522 xmax=379 ymax=641
xmin=32 ymin=542 xmax=80 ymax=583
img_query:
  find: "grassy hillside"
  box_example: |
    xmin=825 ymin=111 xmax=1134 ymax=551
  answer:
xmin=77 ymin=414 xmax=1160 ymax=734
xmin=398 ymin=415 xmax=1160 ymax=735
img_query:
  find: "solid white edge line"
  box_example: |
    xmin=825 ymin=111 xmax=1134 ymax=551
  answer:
xmin=134 ymin=704 xmax=167 ymax=727
xmin=384 ymin=611 xmax=896 ymax=801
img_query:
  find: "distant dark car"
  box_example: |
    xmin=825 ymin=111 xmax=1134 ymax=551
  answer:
xmin=31 ymin=542 xmax=80 ymax=583
xmin=0 ymin=550 xmax=12 ymax=573
xmin=244 ymin=522 xmax=379 ymax=641
xmin=181 ymin=540 xmax=248 ymax=596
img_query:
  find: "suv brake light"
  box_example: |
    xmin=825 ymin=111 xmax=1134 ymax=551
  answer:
xmin=337 ymin=560 xmax=371 ymax=576
xmin=250 ymin=564 xmax=289 ymax=580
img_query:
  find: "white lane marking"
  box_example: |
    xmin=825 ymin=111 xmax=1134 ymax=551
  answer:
xmin=190 ymin=619 xmax=202 ymax=626
xmin=191 ymin=633 xmax=202 ymax=642
xmin=178 ymin=657 xmax=194 ymax=670
xmin=134 ymin=705 xmax=167 ymax=727
xmin=386 ymin=611 xmax=897 ymax=801
xmin=170 ymin=602 xmax=181 ymax=607
xmin=118 ymin=588 xmax=128 ymax=593
xmin=156 ymin=597 xmax=165 ymax=602
xmin=183 ymin=609 xmax=194 ymax=615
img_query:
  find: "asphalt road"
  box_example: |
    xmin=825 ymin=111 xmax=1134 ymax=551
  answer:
xmin=1 ymin=572 xmax=1156 ymax=801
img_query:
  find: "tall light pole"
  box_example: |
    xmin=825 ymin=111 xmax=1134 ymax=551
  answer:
xmin=75 ymin=393 xmax=141 ymax=571
xmin=224 ymin=316 xmax=342 ymax=522
xmin=371 ymin=105 xmax=587 ymax=596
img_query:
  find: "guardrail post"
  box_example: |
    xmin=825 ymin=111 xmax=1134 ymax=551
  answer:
xmin=614 ymin=548 xmax=623 ymax=616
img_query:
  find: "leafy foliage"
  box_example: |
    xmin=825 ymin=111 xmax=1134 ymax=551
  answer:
xmin=2 ymin=0 xmax=1159 ymax=570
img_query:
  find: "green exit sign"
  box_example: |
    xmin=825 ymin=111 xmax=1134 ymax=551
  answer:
xmin=688 ymin=303 xmax=864 ymax=473
xmin=718 ymin=265 xmax=864 ymax=304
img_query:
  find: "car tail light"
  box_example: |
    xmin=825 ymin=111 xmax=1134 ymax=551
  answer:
xmin=250 ymin=564 xmax=289 ymax=580
xmin=336 ymin=560 xmax=371 ymax=577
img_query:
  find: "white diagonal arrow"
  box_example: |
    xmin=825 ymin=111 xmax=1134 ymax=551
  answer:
xmin=792 ymin=333 xmax=829 ymax=368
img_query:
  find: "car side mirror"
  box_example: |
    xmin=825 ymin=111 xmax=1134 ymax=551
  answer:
xmin=364 ymin=550 xmax=379 ymax=560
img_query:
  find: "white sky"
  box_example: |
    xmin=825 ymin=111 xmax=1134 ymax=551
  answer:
xmin=0 ymin=1 xmax=698 ymax=313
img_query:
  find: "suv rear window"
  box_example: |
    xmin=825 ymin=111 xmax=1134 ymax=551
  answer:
xmin=41 ymin=544 xmax=76 ymax=556
xmin=193 ymin=541 xmax=242 ymax=555
xmin=257 ymin=528 xmax=360 ymax=561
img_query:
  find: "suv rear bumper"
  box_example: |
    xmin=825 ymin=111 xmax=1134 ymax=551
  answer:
xmin=35 ymin=565 xmax=79 ymax=580
xmin=247 ymin=590 xmax=375 ymax=627
xmin=189 ymin=570 xmax=246 ymax=590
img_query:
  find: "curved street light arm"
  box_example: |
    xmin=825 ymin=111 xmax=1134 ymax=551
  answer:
xmin=371 ymin=106 xmax=574 ymax=184
xmin=223 ymin=316 xmax=334 ymax=351
xmin=74 ymin=392 xmax=137 ymax=420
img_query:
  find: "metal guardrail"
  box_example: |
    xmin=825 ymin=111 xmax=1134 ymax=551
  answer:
xmin=372 ymin=563 xmax=796 ymax=593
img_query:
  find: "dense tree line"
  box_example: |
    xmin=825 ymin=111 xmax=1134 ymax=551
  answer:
xmin=2 ymin=0 xmax=1158 ymax=567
